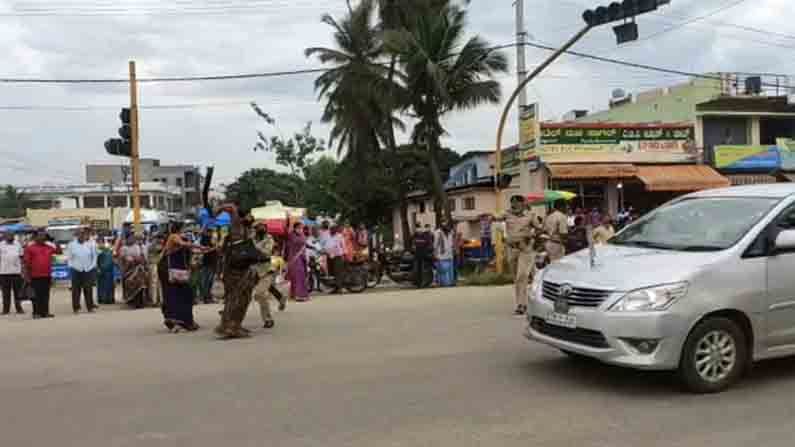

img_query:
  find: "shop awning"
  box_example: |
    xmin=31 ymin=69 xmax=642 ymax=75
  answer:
xmin=726 ymin=174 xmax=780 ymax=186
xmin=547 ymin=163 xmax=637 ymax=179
xmin=636 ymin=165 xmax=730 ymax=191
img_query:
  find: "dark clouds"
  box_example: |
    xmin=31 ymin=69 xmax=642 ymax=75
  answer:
xmin=0 ymin=0 xmax=791 ymax=185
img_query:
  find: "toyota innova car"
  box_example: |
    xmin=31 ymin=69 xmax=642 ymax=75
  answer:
xmin=526 ymin=184 xmax=795 ymax=392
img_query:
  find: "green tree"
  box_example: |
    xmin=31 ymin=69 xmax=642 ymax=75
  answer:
xmin=0 ymin=185 xmax=28 ymax=219
xmin=384 ymin=2 xmax=507 ymax=223
xmin=304 ymin=0 xmax=396 ymax=163
xmin=224 ymin=168 xmax=303 ymax=212
xmin=252 ymin=103 xmax=327 ymax=178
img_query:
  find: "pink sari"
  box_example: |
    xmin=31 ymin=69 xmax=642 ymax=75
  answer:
xmin=286 ymin=231 xmax=309 ymax=300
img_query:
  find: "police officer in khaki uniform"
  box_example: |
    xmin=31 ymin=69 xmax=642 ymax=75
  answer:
xmin=504 ymin=195 xmax=542 ymax=315
xmin=252 ymin=224 xmax=286 ymax=329
xmin=544 ymin=201 xmax=569 ymax=262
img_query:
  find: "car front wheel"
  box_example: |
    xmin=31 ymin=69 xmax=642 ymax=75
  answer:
xmin=679 ymin=317 xmax=748 ymax=393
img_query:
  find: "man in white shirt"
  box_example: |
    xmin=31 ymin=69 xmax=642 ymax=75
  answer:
xmin=0 ymin=231 xmax=25 ymax=314
xmin=67 ymin=229 xmax=98 ymax=314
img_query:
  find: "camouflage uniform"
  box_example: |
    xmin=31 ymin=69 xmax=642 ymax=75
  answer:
xmin=215 ymin=219 xmax=257 ymax=338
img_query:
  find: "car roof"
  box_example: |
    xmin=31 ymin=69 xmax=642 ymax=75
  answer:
xmin=686 ymin=183 xmax=795 ymax=199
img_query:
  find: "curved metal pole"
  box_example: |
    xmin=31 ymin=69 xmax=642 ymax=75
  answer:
xmin=494 ymin=25 xmax=591 ymax=274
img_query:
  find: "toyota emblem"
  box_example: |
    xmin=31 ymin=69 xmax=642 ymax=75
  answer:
xmin=559 ymin=284 xmax=573 ymax=298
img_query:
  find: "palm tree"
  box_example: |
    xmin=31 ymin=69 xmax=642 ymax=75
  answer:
xmin=384 ymin=2 xmax=507 ymax=224
xmin=305 ymin=0 xmax=397 ymax=164
xmin=308 ymin=0 xmax=416 ymax=242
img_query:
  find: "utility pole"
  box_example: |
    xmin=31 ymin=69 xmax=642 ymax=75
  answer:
xmin=493 ymin=0 xmax=671 ymax=274
xmin=515 ymin=0 xmax=528 ymax=131
xmin=129 ymin=61 xmax=142 ymax=235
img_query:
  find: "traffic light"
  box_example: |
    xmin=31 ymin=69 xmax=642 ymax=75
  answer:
xmin=582 ymin=0 xmax=670 ymax=28
xmin=104 ymin=107 xmax=132 ymax=157
xmin=104 ymin=138 xmax=131 ymax=157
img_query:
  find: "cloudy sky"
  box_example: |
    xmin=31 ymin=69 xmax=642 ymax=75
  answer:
xmin=0 ymin=0 xmax=792 ymax=186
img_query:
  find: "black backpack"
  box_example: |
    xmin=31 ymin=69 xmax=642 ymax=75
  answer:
xmin=226 ymin=239 xmax=269 ymax=271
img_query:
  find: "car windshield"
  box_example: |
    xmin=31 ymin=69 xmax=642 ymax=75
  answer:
xmin=611 ymin=197 xmax=778 ymax=251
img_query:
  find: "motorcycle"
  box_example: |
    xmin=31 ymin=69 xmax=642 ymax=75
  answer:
xmin=383 ymin=249 xmax=434 ymax=288
xmin=307 ymin=256 xmax=368 ymax=294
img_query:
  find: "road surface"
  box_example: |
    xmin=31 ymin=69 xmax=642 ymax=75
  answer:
xmin=2 ymin=286 xmax=795 ymax=446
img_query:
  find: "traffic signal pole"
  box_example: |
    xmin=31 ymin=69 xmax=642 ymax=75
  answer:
xmin=494 ymin=24 xmax=591 ymax=275
xmin=128 ymin=61 xmax=142 ymax=235
xmin=493 ymin=0 xmax=671 ymax=275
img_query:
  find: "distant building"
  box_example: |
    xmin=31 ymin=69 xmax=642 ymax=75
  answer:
xmin=394 ymin=151 xmax=499 ymax=243
xmin=20 ymin=182 xmax=184 ymax=230
xmin=85 ymin=158 xmax=203 ymax=211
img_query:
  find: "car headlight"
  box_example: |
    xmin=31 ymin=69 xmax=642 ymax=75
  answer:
xmin=530 ymin=268 xmax=545 ymax=297
xmin=609 ymin=282 xmax=688 ymax=312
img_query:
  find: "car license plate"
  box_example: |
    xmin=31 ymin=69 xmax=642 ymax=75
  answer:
xmin=546 ymin=312 xmax=576 ymax=329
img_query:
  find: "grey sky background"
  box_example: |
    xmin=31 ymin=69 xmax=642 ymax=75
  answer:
xmin=0 ymin=0 xmax=792 ymax=186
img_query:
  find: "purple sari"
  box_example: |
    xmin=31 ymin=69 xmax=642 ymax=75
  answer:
xmin=286 ymin=231 xmax=309 ymax=300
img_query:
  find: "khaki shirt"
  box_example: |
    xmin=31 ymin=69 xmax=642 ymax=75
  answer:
xmin=252 ymin=235 xmax=275 ymax=277
xmin=592 ymin=225 xmax=615 ymax=245
xmin=505 ymin=209 xmax=542 ymax=250
xmin=544 ymin=210 xmax=569 ymax=243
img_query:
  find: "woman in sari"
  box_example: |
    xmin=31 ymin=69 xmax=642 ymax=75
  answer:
xmin=119 ymin=235 xmax=149 ymax=309
xmin=160 ymin=222 xmax=202 ymax=332
xmin=285 ymin=222 xmax=309 ymax=302
xmin=96 ymin=240 xmax=116 ymax=305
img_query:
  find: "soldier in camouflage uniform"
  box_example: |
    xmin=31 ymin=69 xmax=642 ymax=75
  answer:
xmin=504 ymin=195 xmax=543 ymax=315
xmin=214 ymin=205 xmax=258 ymax=339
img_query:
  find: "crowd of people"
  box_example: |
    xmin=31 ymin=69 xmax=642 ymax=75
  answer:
xmin=0 ymin=204 xmax=382 ymax=339
xmin=503 ymin=197 xmax=638 ymax=316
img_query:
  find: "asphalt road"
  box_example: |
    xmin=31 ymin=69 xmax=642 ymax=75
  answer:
xmin=2 ymin=286 xmax=795 ymax=446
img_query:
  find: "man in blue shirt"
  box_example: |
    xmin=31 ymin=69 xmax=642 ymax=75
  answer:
xmin=68 ymin=229 xmax=98 ymax=314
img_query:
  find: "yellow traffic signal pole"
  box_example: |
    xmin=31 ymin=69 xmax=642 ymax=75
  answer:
xmin=494 ymin=25 xmax=591 ymax=274
xmin=129 ymin=61 xmax=142 ymax=235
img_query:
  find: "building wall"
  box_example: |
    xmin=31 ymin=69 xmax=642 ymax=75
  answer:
xmin=577 ymin=77 xmax=721 ymax=124
xmin=26 ymin=208 xmax=129 ymax=229
xmin=393 ymin=188 xmax=500 ymax=244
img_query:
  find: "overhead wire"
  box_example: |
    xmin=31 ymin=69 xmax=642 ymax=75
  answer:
xmin=0 ymin=39 xmax=789 ymax=89
xmin=2 ymin=0 xmax=346 ymax=16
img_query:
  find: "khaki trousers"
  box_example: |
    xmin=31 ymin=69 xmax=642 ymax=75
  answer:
xmin=508 ymin=246 xmax=534 ymax=308
xmin=253 ymin=273 xmax=276 ymax=324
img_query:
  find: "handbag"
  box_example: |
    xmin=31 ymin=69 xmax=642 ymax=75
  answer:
xmin=227 ymin=239 xmax=269 ymax=271
xmin=167 ymin=250 xmax=191 ymax=285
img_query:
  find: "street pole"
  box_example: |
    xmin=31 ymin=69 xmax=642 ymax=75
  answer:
xmin=515 ymin=0 xmax=528 ymax=131
xmin=129 ymin=60 xmax=142 ymax=236
xmin=494 ymin=25 xmax=592 ymax=274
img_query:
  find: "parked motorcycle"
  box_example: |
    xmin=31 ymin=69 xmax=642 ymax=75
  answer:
xmin=383 ymin=250 xmax=434 ymax=288
xmin=307 ymin=256 xmax=368 ymax=294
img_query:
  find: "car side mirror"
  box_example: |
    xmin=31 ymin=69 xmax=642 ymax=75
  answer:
xmin=774 ymin=229 xmax=795 ymax=253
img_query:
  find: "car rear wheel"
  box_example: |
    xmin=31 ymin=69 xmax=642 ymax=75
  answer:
xmin=679 ymin=317 xmax=747 ymax=393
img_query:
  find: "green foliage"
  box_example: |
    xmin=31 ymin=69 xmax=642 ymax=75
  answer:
xmin=307 ymin=0 xmax=506 ymax=228
xmin=0 ymin=185 xmax=28 ymax=219
xmin=224 ymin=168 xmax=303 ymax=212
xmin=252 ymin=103 xmax=327 ymax=178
